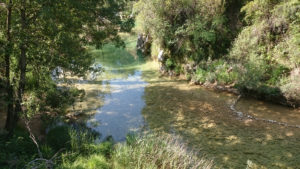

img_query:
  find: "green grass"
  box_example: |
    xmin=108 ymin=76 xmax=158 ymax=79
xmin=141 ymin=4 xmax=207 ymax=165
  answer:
xmin=112 ymin=133 xmax=213 ymax=169
xmin=56 ymin=133 xmax=213 ymax=169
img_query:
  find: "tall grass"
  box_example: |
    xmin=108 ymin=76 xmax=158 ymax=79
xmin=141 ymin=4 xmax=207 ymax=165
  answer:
xmin=112 ymin=133 xmax=213 ymax=169
xmin=55 ymin=131 xmax=213 ymax=169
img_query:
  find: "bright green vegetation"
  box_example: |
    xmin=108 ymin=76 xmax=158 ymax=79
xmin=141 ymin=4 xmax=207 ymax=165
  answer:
xmin=89 ymin=33 xmax=146 ymax=79
xmin=58 ymin=132 xmax=212 ymax=169
xmin=134 ymin=0 xmax=300 ymax=106
xmin=1 ymin=0 xmax=300 ymax=169
xmin=0 ymin=126 xmax=212 ymax=169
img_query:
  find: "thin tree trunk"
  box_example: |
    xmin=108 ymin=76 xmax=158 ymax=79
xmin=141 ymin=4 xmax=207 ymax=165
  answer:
xmin=4 ymin=0 xmax=15 ymax=134
xmin=15 ymin=0 xmax=27 ymax=116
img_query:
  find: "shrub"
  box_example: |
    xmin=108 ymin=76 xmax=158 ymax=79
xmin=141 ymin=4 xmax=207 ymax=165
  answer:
xmin=173 ymin=65 xmax=183 ymax=75
xmin=206 ymin=72 xmax=217 ymax=83
xmin=280 ymin=77 xmax=300 ymax=104
xmin=45 ymin=87 xmax=84 ymax=110
xmin=193 ymin=68 xmax=207 ymax=84
xmin=267 ymin=65 xmax=289 ymax=85
xmin=236 ymin=58 xmax=268 ymax=90
xmin=46 ymin=125 xmax=72 ymax=151
xmin=214 ymin=63 xmax=238 ymax=85
xmin=165 ymin=58 xmax=175 ymax=70
xmin=0 ymin=128 xmax=37 ymax=168
xmin=230 ymin=0 xmax=300 ymax=69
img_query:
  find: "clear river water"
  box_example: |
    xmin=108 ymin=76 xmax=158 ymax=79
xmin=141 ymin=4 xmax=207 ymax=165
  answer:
xmin=68 ymin=34 xmax=300 ymax=169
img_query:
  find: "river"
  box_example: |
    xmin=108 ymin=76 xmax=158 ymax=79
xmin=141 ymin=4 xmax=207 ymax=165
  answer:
xmin=69 ymin=34 xmax=300 ymax=169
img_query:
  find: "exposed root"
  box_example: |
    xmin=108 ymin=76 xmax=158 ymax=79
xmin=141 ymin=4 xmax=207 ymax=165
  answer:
xmin=230 ymin=95 xmax=300 ymax=129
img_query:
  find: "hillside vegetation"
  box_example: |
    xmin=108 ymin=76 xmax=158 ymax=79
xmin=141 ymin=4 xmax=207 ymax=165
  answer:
xmin=134 ymin=0 xmax=300 ymax=106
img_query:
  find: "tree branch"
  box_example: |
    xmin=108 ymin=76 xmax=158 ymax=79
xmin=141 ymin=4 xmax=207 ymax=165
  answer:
xmin=24 ymin=119 xmax=43 ymax=159
xmin=24 ymin=118 xmax=66 ymax=169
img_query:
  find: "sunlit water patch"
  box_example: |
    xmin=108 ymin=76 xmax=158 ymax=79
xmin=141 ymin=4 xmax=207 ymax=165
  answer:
xmin=86 ymin=71 xmax=148 ymax=141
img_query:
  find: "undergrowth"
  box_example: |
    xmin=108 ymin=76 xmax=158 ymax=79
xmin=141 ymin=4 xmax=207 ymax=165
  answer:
xmin=0 ymin=126 xmax=212 ymax=169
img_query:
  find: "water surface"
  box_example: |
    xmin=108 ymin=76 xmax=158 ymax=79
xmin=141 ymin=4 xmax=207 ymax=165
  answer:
xmin=86 ymin=71 xmax=147 ymax=141
xmin=70 ymin=34 xmax=300 ymax=168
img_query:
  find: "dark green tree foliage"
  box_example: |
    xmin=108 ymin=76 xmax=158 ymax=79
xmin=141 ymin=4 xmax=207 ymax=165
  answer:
xmin=0 ymin=0 xmax=133 ymax=133
xmin=134 ymin=0 xmax=240 ymax=64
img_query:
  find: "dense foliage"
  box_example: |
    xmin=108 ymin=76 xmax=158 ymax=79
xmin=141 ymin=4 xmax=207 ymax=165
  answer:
xmin=0 ymin=126 xmax=212 ymax=169
xmin=134 ymin=0 xmax=300 ymax=106
xmin=1 ymin=0 xmax=299 ymax=168
xmin=0 ymin=0 xmax=133 ymax=133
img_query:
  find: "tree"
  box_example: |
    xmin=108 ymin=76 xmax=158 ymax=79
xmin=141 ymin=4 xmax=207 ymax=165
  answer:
xmin=0 ymin=0 xmax=133 ymax=133
xmin=134 ymin=0 xmax=231 ymax=64
xmin=0 ymin=0 xmax=15 ymax=134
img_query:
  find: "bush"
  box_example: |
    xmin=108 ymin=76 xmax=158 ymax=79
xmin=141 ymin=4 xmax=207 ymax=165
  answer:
xmin=215 ymin=63 xmax=238 ymax=85
xmin=280 ymin=77 xmax=300 ymax=104
xmin=267 ymin=65 xmax=289 ymax=85
xmin=0 ymin=128 xmax=37 ymax=169
xmin=46 ymin=125 xmax=72 ymax=151
xmin=165 ymin=58 xmax=175 ymax=70
xmin=174 ymin=65 xmax=183 ymax=75
xmin=230 ymin=0 xmax=300 ymax=69
xmin=206 ymin=72 xmax=217 ymax=83
xmin=236 ymin=59 xmax=268 ymax=90
xmin=46 ymin=87 xmax=84 ymax=110
xmin=193 ymin=68 xmax=207 ymax=84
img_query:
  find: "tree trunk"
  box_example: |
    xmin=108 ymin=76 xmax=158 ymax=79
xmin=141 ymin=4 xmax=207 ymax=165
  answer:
xmin=4 ymin=0 xmax=15 ymax=134
xmin=15 ymin=0 xmax=27 ymax=117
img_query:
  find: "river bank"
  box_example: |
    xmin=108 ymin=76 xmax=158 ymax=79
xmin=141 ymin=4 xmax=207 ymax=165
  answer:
xmin=1 ymin=33 xmax=300 ymax=169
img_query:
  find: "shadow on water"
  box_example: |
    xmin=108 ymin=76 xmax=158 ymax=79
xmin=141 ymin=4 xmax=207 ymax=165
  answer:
xmin=142 ymin=79 xmax=300 ymax=169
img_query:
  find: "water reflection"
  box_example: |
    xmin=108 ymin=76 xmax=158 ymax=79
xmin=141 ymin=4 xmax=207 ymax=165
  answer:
xmin=87 ymin=71 xmax=147 ymax=141
xmin=75 ymin=35 xmax=149 ymax=141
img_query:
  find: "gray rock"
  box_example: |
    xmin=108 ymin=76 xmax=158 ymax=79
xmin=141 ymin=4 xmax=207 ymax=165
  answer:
xmin=158 ymin=50 xmax=164 ymax=62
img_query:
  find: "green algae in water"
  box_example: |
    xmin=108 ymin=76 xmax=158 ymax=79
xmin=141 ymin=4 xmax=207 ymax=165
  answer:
xmin=142 ymin=77 xmax=300 ymax=169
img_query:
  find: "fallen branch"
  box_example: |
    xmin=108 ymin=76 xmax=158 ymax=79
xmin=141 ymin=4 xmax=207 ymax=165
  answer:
xmin=24 ymin=120 xmax=43 ymax=158
xmin=24 ymin=118 xmax=66 ymax=169
xmin=25 ymin=148 xmax=65 ymax=169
